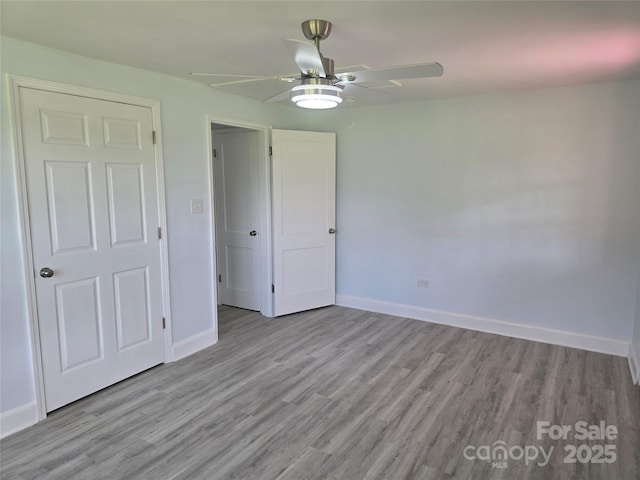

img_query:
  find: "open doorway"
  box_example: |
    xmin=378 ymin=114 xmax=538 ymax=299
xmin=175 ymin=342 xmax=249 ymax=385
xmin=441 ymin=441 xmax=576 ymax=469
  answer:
xmin=208 ymin=120 xmax=337 ymax=321
xmin=209 ymin=119 xmax=273 ymax=317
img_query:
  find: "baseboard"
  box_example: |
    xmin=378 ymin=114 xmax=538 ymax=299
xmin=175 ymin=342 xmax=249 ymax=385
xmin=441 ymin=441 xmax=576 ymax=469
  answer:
xmin=171 ymin=328 xmax=218 ymax=362
xmin=336 ymin=295 xmax=630 ymax=358
xmin=0 ymin=402 xmax=39 ymax=439
xmin=629 ymin=342 xmax=640 ymax=385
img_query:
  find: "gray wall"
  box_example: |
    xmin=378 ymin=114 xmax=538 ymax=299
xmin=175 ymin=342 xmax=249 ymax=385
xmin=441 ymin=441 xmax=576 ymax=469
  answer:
xmin=634 ymin=160 xmax=640 ymax=375
xmin=634 ymin=269 xmax=640 ymax=371
xmin=313 ymin=80 xmax=640 ymax=340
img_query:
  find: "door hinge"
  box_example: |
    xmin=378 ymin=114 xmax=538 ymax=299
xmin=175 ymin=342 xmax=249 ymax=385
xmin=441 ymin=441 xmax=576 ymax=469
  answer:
xmin=158 ymin=227 xmax=162 ymax=239
xmin=271 ymin=284 xmax=275 ymax=293
xmin=213 ymin=148 xmax=217 ymax=158
xmin=152 ymin=131 xmax=157 ymax=144
xmin=162 ymin=317 xmax=166 ymax=329
xmin=218 ymin=274 xmax=222 ymax=283
xmin=269 ymin=146 xmax=273 ymax=156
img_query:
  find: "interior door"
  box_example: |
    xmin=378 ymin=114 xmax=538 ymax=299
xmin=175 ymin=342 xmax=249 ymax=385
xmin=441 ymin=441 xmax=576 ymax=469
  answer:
xmin=213 ymin=129 xmax=262 ymax=311
xmin=272 ymin=129 xmax=336 ymax=316
xmin=19 ymin=87 xmax=165 ymax=411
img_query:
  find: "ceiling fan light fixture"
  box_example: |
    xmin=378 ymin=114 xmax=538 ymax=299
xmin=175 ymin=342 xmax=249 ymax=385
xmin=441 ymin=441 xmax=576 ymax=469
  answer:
xmin=290 ymin=84 xmax=343 ymax=109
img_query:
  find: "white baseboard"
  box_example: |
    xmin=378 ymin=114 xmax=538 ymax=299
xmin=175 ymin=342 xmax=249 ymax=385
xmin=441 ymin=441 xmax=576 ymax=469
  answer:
xmin=171 ymin=328 xmax=218 ymax=362
xmin=0 ymin=402 xmax=39 ymax=439
xmin=629 ymin=342 xmax=640 ymax=385
xmin=336 ymin=295 xmax=630 ymax=358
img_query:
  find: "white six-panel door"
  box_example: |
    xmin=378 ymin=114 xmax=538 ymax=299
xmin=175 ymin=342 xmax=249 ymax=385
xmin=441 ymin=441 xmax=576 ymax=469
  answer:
xmin=272 ymin=129 xmax=336 ymax=316
xmin=213 ymin=129 xmax=262 ymax=311
xmin=19 ymin=87 xmax=165 ymax=411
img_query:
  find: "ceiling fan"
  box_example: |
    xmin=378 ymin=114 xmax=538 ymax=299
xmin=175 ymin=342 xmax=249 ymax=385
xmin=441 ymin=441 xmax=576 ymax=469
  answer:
xmin=192 ymin=19 xmax=443 ymax=109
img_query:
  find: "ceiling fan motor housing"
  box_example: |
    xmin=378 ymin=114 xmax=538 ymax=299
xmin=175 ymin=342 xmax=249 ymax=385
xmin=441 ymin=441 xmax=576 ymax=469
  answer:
xmin=321 ymin=56 xmax=335 ymax=79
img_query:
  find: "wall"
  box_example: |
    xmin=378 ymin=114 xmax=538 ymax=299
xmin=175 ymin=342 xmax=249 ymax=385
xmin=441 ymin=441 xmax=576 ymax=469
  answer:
xmin=632 ymin=269 xmax=640 ymax=383
xmin=0 ymin=36 xmax=311 ymax=416
xmin=632 ymin=155 xmax=640 ymax=382
xmin=313 ymin=80 xmax=640 ymax=346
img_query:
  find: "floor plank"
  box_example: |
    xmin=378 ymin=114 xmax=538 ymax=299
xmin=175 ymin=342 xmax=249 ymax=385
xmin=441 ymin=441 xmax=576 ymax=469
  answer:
xmin=1 ymin=305 xmax=638 ymax=479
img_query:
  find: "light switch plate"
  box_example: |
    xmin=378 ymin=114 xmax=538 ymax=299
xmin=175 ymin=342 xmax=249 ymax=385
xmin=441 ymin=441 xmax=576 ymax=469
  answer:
xmin=191 ymin=198 xmax=203 ymax=214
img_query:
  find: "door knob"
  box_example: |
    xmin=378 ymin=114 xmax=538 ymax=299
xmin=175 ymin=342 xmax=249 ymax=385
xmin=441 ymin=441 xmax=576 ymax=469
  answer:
xmin=39 ymin=267 xmax=54 ymax=278
xmin=329 ymin=228 xmax=336 ymax=234
xmin=249 ymin=230 xmax=257 ymax=236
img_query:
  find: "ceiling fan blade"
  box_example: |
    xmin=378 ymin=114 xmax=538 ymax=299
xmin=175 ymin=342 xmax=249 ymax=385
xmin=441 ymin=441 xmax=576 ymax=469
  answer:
xmin=263 ymin=87 xmax=294 ymax=104
xmin=190 ymin=72 xmax=298 ymax=88
xmin=192 ymin=72 xmax=277 ymax=87
xmin=191 ymin=72 xmax=273 ymax=78
xmin=282 ymin=38 xmax=326 ymax=77
xmin=338 ymin=62 xmax=443 ymax=84
xmin=340 ymin=82 xmax=394 ymax=101
xmin=208 ymin=77 xmax=277 ymax=87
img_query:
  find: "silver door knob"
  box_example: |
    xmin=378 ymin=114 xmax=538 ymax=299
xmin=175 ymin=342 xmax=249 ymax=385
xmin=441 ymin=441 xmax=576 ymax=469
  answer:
xmin=249 ymin=230 xmax=257 ymax=236
xmin=329 ymin=228 xmax=336 ymax=234
xmin=39 ymin=267 xmax=54 ymax=278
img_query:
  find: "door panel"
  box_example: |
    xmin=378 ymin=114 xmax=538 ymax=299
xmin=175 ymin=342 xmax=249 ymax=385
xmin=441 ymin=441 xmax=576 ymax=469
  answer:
xmin=213 ymin=129 xmax=261 ymax=311
xmin=102 ymin=117 xmax=142 ymax=149
xmin=55 ymin=277 xmax=103 ymax=370
xmin=106 ymin=163 xmax=146 ymax=245
xmin=20 ymin=87 xmax=164 ymax=411
xmin=283 ymin=247 xmax=330 ymax=293
xmin=272 ymin=130 xmax=336 ymax=316
xmin=113 ymin=267 xmax=151 ymax=350
xmin=225 ymin=246 xmax=253 ymax=290
xmin=45 ymin=160 xmax=95 ymax=253
xmin=281 ymin=154 xmax=330 ymax=234
xmin=40 ymin=109 xmax=89 ymax=145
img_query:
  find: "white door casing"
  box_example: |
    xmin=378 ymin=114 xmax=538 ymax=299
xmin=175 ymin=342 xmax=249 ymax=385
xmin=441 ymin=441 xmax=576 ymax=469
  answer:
xmin=213 ymin=129 xmax=262 ymax=311
xmin=271 ymin=129 xmax=336 ymax=316
xmin=19 ymin=87 xmax=166 ymax=412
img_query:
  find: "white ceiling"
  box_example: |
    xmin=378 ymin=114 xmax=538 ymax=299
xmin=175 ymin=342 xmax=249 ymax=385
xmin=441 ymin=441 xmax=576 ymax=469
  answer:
xmin=2 ymin=1 xmax=640 ymax=106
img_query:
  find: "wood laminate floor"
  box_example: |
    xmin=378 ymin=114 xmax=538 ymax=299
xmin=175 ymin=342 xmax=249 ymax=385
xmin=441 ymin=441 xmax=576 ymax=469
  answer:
xmin=1 ymin=306 xmax=639 ymax=479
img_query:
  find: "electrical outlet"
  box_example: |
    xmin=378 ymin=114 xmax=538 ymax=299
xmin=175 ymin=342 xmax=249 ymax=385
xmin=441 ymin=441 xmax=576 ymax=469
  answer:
xmin=417 ymin=278 xmax=430 ymax=288
xmin=191 ymin=198 xmax=204 ymax=214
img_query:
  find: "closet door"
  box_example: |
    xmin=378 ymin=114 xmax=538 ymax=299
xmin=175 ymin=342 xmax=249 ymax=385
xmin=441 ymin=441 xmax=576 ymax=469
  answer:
xmin=20 ymin=87 xmax=165 ymax=411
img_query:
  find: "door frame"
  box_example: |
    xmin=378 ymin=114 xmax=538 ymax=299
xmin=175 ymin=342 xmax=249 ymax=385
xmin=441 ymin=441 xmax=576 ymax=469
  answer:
xmin=8 ymin=75 xmax=173 ymax=420
xmin=206 ymin=115 xmax=274 ymax=317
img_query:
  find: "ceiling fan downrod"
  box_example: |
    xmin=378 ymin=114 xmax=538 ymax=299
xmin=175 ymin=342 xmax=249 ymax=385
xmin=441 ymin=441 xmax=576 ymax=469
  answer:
xmin=301 ymin=19 xmax=336 ymax=79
